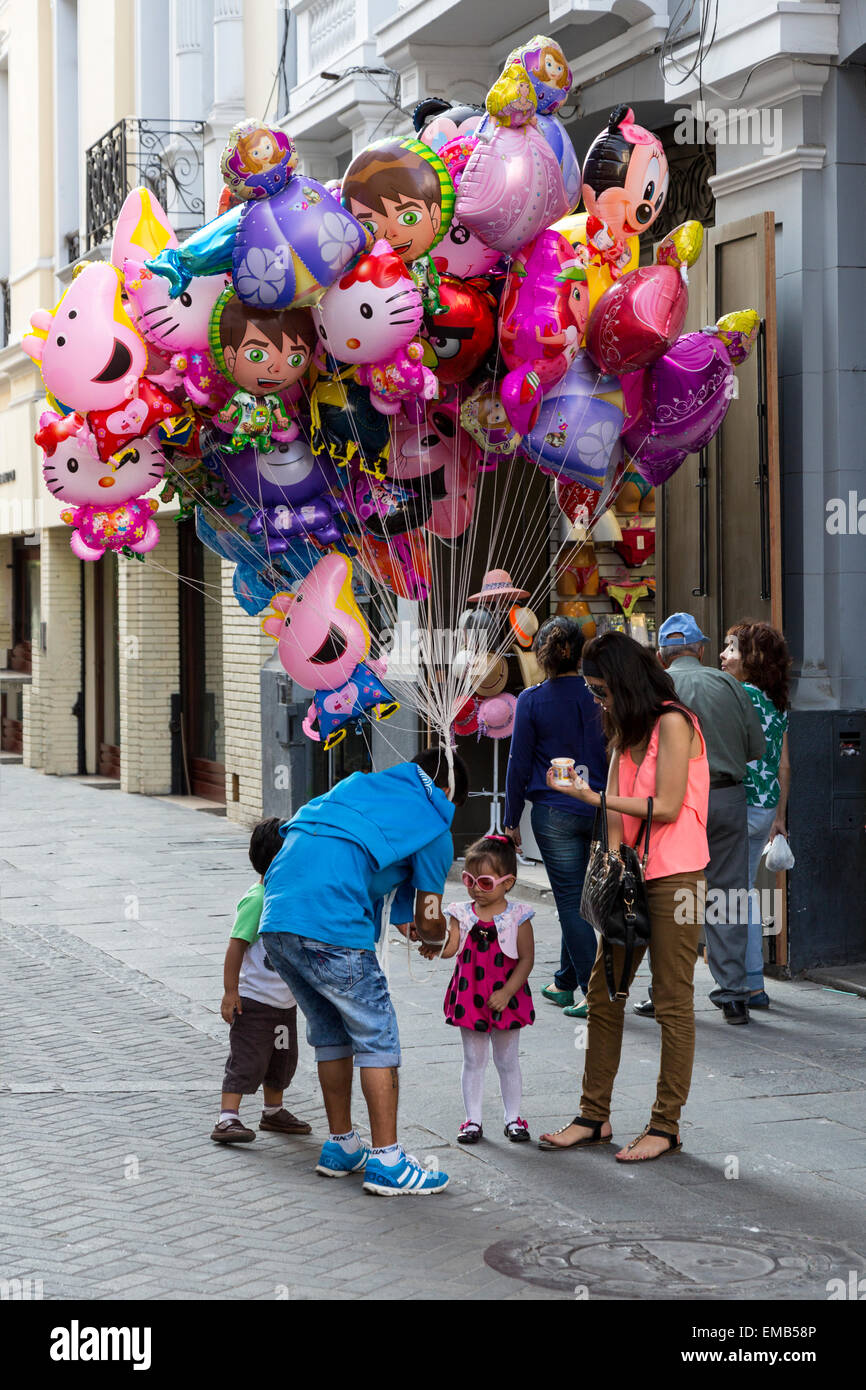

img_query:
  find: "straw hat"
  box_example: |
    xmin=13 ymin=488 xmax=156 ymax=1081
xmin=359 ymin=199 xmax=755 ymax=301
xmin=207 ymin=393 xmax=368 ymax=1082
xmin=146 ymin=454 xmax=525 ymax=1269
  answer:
xmin=475 ymin=655 xmax=509 ymax=698
xmin=514 ymin=648 xmax=545 ymax=688
xmin=468 ymin=568 xmax=529 ymax=603
xmin=509 ymin=604 xmax=538 ymax=649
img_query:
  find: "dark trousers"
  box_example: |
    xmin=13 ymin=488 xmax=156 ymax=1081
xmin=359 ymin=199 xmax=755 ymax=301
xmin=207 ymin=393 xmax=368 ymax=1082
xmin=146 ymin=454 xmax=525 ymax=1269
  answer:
xmin=531 ymin=803 xmax=597 ymax=995
xmin=703 ymin=783 xmax=751 ymax=1004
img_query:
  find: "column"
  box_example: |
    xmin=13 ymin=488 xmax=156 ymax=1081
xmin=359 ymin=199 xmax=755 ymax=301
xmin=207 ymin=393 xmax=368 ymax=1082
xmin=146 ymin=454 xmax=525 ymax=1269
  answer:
xmin=23 ymin=527 xmax=80 ymax=775
xmin=220 ymin=558 xmax=269 ymax=827
xmin=118 ymin=529 xmax=180 ymax=795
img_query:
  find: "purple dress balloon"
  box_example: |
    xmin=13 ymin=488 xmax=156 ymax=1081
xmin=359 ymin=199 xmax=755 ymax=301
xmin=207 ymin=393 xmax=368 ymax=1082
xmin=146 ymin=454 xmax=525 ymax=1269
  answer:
xmin=521 ymin=349 xmax=625 ymax=490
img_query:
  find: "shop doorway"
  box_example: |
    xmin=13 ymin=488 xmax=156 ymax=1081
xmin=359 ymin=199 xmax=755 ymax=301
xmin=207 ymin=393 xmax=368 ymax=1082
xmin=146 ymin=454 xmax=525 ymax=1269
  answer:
xmin=82 ymin=553 xmax=120 ymax=777
xmin=2 ymin=540 xmax=40 ymax=754
xmin=657 ymin=211 xmax=781 ymax=655
xmin=175 ymin=519 xmax=225 ymax=801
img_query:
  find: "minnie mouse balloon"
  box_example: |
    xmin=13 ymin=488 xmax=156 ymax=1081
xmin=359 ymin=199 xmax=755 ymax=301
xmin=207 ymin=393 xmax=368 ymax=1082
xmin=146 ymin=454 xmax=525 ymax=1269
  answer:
xmin=581 ymin=105 xmax=669 ymax=244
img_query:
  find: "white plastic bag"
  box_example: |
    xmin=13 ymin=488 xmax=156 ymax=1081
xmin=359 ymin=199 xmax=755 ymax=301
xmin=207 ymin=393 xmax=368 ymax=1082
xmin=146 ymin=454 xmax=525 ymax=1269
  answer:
xmin=764 ymin=834 xmax=795 ymax=872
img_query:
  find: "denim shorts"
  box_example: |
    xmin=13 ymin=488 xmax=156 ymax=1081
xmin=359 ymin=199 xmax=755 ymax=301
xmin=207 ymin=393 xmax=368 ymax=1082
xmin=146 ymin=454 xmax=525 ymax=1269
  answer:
xmin=262 ymin=932 xmax=401 ymax=1069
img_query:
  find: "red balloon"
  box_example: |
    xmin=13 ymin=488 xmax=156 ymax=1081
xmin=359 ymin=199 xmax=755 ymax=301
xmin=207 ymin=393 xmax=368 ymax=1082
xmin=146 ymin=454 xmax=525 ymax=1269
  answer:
xmin=424 ymin=274 xmax=495 ymax=385
xmin=585 ymin=264 xmax=688 ymax=376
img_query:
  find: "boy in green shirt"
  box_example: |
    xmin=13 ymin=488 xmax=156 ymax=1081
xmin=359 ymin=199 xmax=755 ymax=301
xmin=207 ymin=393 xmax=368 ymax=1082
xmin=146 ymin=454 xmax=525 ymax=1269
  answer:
xmin=211 ymin=819 xmax=311 ymax=1144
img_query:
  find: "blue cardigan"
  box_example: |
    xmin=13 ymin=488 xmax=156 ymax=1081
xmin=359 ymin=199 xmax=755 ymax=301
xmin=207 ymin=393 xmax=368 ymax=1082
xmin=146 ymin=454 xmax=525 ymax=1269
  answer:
xmin=504 ymin=676 xmax=608 ymax=827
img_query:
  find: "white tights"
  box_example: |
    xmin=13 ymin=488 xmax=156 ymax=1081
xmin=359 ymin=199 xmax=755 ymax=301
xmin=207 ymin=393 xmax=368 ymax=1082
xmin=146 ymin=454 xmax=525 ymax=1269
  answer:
xmin=460 ymin=1029 xmax=523 ymax=1125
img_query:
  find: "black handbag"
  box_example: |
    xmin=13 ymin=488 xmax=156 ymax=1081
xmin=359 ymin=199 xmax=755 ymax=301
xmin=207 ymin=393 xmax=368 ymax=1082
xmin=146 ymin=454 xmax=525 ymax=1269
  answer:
xmin=580 ymin=792 xmax=653 ymax=1001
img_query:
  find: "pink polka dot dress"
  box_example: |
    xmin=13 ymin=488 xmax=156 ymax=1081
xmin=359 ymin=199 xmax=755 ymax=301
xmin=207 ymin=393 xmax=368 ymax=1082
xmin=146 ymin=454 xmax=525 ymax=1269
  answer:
xmin=443 ymin=901 xmax=536 ymax=1033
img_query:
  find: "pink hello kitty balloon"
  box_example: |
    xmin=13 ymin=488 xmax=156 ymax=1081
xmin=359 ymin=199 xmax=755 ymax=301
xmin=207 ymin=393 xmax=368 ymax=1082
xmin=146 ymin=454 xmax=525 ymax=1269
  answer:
xmin=498 ymin=229 xmax=590 ymax=434
xmin=260 ymin=551 xmax=370 ymax=690
xmin=312 ymin=240 xmax=437 ymax=416
xmin=22 ymin=262 xmax=147 ymax=414
xmin=434 ymin=136 xmax=503 ymax=280
xmin=37 ymin=409 xmax=165 ymax=561
xmin=112 ymin=187 xmax=231 ymax=412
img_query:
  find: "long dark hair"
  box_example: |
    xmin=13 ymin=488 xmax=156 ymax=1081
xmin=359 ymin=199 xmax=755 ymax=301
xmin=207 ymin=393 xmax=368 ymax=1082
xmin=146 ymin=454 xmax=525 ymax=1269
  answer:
xmin=534 ymin=616 xmax=584 ymax=678
xmin=727 ymin=620 xmax=791 ymax=712
xmin=581 ymin=631 xmax=695 ymax=752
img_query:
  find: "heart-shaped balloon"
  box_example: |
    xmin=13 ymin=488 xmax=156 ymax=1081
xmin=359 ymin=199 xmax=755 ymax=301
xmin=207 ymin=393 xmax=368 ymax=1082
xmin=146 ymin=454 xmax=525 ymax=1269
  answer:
xmin=585 ymin=264 xmax=688 ymax=376
xmin=622 ymin=331 xmax=735 ymax=485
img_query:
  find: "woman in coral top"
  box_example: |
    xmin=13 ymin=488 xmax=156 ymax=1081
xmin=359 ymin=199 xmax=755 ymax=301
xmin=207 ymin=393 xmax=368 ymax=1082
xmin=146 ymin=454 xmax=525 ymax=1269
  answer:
xmin=539 ymin=631 xmax=709 ymax=1162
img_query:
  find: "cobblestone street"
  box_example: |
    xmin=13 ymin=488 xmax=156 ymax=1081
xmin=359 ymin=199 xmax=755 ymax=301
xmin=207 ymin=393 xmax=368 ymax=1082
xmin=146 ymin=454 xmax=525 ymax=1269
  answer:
xmin=2 ymin=765 xmax=866 ymax=1302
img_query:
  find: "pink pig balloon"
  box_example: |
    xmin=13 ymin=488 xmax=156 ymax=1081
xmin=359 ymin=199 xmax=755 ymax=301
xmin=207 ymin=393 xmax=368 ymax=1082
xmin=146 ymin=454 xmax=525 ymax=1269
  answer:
xmin=260 ymin=552 xmax=370 ymax=690
xmin=455 ymin=121 xmax=570 ymax=257
xmin=584 ymin=262 xmax=689 ymax=376
xmin=498 ymin=229 xmax=589 ymax=434
xmin=22 ymin=262 xmax=147 ymax=413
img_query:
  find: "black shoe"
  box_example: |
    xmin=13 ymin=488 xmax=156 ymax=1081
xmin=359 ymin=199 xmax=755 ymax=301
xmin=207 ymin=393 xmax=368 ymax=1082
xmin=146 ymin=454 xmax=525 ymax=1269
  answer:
xmin=723 ymin=1001 xmax=749 ymax=1025
xmin=633 ymin=997 xmax=655 ymax=1018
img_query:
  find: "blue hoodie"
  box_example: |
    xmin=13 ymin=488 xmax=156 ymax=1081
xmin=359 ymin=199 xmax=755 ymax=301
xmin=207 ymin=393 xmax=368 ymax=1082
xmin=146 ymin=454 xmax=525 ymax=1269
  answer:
xmin=259 ymin=763 xmax=455 ymax=949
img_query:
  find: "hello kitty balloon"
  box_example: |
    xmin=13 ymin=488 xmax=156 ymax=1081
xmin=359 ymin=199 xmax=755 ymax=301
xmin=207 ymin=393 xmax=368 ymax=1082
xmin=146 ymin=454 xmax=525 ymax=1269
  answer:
xmin=112 ymin=187 xmax=231 ymax=412
xmin=260 ymin=552 xmax=398 ymax=749
xmin=36 ymin=409 xmax=166 ymax=560
xmin=312 ymin=240 xmax=437 ymax=418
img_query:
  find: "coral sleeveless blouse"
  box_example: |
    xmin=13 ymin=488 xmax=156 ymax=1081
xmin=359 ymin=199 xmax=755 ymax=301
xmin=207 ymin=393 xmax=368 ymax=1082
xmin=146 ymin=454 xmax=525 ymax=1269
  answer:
xmin=618 ymin=705 xmax=710 ymax=881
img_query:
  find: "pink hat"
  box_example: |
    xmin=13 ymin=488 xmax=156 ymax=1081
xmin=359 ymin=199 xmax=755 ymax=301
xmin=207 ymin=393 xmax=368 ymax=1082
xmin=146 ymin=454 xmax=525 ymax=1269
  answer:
xmin=477 ymin=693 xmax=517 ymax=740
xmin=468 ymin=568 xmax=529 ymax=603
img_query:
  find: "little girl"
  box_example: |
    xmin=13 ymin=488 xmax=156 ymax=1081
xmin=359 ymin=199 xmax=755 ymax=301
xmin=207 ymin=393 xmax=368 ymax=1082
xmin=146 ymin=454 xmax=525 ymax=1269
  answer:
xmin=424 ymin=835 xmax=535 ymax=1143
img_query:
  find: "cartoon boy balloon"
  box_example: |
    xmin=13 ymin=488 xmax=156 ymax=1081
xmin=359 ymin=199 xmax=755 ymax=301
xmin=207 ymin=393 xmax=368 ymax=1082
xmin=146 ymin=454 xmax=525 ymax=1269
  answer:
xmin=341 ymin=137 xmax=455 ymax=312
xmin=581 ymin=105 xmax=669 ymax=257
xmin=209 ymin=289 xmax=316 ymax=453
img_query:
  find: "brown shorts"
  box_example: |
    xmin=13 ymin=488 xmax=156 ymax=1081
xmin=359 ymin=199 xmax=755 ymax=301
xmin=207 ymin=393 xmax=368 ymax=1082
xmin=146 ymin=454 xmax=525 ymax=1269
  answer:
xmin=221 ymin=997 xmax=298 ymax=1095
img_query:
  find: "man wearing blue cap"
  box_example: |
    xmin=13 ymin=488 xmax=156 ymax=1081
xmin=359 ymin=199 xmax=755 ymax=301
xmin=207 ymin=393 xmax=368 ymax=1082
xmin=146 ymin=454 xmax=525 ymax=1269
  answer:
xmin=633 ymin=613 xmax=765 ymax=1024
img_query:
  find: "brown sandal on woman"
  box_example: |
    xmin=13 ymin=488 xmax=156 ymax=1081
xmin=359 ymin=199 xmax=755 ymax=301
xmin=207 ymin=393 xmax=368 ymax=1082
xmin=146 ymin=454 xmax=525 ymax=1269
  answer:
xmin=615 ymin=1124 xmax=682 ymax=1162
xmin=538 ymin=1117 xmax=612 ymax=1150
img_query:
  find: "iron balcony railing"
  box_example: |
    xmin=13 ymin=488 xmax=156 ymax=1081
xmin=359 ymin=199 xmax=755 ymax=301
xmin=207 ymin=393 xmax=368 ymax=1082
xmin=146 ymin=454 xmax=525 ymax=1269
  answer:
xmin=85 ymin=117 xmax=206 ymax=251
xmin=0 ymin=277 xmax=9 ymax=349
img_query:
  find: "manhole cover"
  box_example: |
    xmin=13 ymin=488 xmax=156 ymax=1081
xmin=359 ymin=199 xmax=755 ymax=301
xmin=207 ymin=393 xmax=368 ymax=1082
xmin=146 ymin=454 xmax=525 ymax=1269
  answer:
xmin=484 ymin=1226 xmax=862 ymax=1299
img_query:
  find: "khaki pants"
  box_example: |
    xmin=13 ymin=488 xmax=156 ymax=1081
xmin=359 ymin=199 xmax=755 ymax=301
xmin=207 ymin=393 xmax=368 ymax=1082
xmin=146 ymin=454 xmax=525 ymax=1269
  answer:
xmin=579 ymin=871 xmax=704 ymax=1136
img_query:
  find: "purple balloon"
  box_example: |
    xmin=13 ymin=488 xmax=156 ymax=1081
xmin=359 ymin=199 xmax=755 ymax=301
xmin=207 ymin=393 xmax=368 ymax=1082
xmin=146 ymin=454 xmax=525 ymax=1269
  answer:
xmin=622 ymin=331 xmax=734 ymax=485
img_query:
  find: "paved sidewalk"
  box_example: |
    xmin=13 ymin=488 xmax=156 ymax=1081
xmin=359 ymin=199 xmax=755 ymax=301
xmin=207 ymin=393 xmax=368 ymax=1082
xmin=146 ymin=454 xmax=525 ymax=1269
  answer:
xmin=2 ymin=764 xmax=866 ymax=1300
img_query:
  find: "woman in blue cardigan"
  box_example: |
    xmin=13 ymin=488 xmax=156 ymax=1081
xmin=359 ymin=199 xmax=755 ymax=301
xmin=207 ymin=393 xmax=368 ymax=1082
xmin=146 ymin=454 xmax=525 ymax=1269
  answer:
xmin=504 ymin=618 xmax=608 ymax=1019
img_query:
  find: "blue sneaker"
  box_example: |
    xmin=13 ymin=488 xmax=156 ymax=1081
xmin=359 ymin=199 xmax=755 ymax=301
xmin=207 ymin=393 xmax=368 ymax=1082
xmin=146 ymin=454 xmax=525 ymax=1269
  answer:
xmin=362 ymin=1150 xmax=450 ymax=1196
xmin=315 ymin=1140 xmax=370 ymax=1178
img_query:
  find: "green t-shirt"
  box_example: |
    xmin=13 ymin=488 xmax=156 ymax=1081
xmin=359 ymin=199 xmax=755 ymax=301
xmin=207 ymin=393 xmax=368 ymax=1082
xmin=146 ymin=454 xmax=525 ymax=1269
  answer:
xmin=230 ymin=883 xmax=295 ymax=1009
xmin=230 ymin=882 xmax=265 ymax=944
xmin=743 ymin=684 xmax=788 ymax=808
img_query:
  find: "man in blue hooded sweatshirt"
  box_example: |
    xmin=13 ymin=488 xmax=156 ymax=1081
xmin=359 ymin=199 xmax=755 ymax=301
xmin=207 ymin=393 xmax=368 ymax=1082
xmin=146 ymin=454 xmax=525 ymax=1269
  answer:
xmin=259 ymin=747 xmax=469 ymax=1196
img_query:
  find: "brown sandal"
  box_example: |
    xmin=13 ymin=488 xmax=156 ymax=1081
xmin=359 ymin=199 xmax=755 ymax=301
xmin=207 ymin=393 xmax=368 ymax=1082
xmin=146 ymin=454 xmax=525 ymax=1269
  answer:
xmin=538 ymin=1116 xmax=612 ymax=1151
xmin=615 ymin=1124 xmax=682 ymax=1162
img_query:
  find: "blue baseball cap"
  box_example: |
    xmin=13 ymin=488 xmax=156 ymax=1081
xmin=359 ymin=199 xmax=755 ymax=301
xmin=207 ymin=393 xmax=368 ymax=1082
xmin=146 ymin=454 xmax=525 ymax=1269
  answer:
xmin=658 ymin=612 xmax=708 ymax=647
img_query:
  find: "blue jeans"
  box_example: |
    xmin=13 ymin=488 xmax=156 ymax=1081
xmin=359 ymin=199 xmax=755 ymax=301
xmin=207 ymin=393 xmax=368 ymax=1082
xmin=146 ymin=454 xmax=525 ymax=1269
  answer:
xmin=530 ymin=804 xmax=597 ymax=995
xmin=746 ymin=804 xmax=776 ymax=991
xmin=263 ymin=932 xmax=401 ymax=1068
